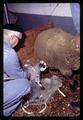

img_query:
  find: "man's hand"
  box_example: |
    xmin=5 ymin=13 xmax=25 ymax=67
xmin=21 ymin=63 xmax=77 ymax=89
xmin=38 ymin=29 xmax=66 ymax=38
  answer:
xmin=24 ymin=63 xmax=40 ymax=81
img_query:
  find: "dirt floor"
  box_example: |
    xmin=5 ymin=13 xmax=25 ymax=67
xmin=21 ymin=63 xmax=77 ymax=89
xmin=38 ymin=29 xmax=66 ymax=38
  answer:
xmin=12 ymin=23 xmax=80 ymax=117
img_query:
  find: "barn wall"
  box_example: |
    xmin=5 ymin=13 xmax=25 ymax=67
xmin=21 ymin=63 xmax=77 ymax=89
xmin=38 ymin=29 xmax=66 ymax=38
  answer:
xmin=4 ymin=3 xmax=78 ymax=34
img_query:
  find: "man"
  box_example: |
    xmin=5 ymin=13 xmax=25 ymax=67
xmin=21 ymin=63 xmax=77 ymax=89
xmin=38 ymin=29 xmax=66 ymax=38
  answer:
xmin=3 ymin=23 xmax=31 ymax=116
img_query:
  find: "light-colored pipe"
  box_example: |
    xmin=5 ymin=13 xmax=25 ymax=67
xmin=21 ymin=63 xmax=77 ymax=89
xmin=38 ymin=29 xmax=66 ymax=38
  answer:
xmin=4 ymin=4 xmax=9 ymax=24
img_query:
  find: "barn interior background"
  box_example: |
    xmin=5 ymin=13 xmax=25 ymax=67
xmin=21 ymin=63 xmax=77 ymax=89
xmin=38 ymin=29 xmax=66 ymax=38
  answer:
xmin=4 ymin=3 xmax=80 ymax=117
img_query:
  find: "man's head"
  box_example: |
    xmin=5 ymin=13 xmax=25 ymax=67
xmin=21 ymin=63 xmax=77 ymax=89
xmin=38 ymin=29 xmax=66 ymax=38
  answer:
xmin=3 ymin=23 xmax=23 ymax=48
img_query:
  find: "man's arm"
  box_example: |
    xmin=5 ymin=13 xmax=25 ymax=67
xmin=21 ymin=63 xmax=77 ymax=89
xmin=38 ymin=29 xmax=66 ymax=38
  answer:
xmin=4 ymin=48 xmax=27 ymax=79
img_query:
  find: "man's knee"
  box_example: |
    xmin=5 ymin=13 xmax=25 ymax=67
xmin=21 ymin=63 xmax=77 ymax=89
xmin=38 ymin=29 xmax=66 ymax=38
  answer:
xmin=3 ymin=78 xmax=31 ymax=116
xmin=4 ymin=78 xmax=31 ymax=101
